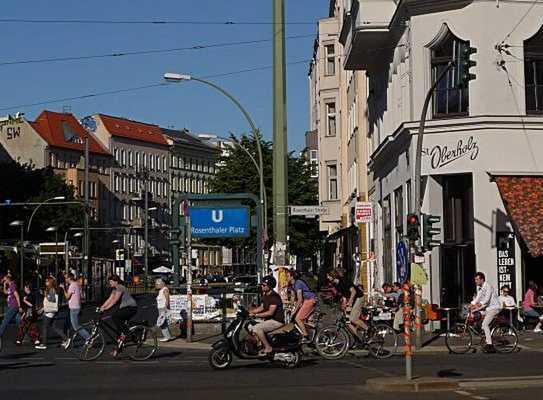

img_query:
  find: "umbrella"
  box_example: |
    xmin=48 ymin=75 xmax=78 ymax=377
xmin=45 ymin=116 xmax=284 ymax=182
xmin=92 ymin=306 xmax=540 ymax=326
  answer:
xmin=152 ymin=266 xmax=174 ymax=274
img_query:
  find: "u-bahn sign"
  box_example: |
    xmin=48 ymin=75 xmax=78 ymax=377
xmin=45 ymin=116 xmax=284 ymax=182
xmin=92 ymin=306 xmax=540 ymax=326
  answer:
xmin=188 ymin=206 xmax=250 ymax=238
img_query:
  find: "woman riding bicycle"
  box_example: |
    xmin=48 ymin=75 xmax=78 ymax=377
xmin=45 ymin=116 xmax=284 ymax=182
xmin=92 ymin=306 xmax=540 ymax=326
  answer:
xmin=99 ymin=275 xmax=138 ymax=356
xmin=287 ymin=269 xmax=316 ymax=343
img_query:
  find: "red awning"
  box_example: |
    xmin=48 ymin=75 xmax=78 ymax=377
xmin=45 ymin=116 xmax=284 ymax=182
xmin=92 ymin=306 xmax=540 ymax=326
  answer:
xmin=494 ymin=175 xmax=543 ymax=257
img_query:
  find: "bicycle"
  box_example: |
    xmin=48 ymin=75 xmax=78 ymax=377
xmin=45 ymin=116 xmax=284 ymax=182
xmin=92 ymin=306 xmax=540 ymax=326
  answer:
xmin=70 ymin=309 xmax=158 ymax=361
xmin=445 ymin=307 xmax=518 ymax=354
xmin=314 ymin=306 xmax=398 ymax=360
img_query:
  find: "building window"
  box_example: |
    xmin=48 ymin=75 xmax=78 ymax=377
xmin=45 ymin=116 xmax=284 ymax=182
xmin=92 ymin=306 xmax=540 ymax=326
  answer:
xmin=162 ymin=155 xmax=167 ymax=172
xmin=325 ymin=44 xmax=336 ymax=76
xmin=180 ymin=157 xmax=185 ymax=169
xmin=309 ymin=150 xmax=318 ymax=178
xmin=327 ymin=164 xmax=338 ymax=200
xmin=326 ymin=102 xmax=337 ymax=136
xmin=382 ymin=196 xmax=393 ymax=283
xmin=406 ymin=180 xmax=412 ymax=213
xmin=128 ymin=151 xmax=133 ymax=167
xmin=136 ymin=152 xmax=141 ymax=167
xmin=150 ymin=154 xmax=155 ymax=171
xmin=431 ymin=30 xmax=469 ymax=117
xmin=113 ymin=148 xmax=118 ymax=163
xmin=143 ymin=153 xmax=148 ymax=168
xmin=121 ymin=149 xmax=126 ymax=167
xmin=525 ymin=29 xmax=543 ymax=113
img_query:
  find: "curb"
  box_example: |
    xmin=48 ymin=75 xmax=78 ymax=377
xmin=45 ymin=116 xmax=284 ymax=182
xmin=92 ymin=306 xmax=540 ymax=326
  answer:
xmin=365 ymin=377 xmax=459 ymax=392
xmin=459 ymin=375 xmax=543 ymax=390
xmin=159 ymin=340 xmax=212 ymax=351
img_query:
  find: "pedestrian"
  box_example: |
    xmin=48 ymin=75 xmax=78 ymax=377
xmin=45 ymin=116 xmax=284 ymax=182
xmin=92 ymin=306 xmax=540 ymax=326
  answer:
xmin=522 ymin=281 xmax=543 ymax=332
xmin=35 ymin=277 xmax=69 ymax=350
xmin=60 ymin=272 xmax=89 ymax=342
xmin=0 ymin=274 xmax=22 ymax=341
xmin=16 ymin=283 xmax=40 ymax=346
xmin=155 ymin=278 xmax=172 ymax=342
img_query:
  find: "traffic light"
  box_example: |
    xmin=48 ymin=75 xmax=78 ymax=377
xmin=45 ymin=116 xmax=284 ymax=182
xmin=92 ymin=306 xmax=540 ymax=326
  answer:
xmin=456 ymin=42 xmax=477 ymax=89
xmin=406 ymin=214 xmax=420 ymax=242
xmin=422 ymin=214 xmax=441 ymax=250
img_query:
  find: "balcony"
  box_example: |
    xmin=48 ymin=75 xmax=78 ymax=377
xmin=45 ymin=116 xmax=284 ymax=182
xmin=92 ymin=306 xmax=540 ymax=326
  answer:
xmin=339 ymin=0 xmax=399 ymax=70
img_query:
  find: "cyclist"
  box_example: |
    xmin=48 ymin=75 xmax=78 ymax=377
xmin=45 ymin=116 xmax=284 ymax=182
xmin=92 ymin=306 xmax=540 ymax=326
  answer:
xmin=470 ymin=272 xmax=501 ymax=353
xmin=286 ymin=269 xmax=316 ymax=343
xmin=99 ymin=275 xmax=138 ymax=356
xmin=335 ymin=269 xmax=367 ymax=337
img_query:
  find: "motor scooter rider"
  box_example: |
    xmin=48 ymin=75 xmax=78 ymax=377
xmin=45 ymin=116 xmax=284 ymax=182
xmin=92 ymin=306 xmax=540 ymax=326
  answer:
xmin=249 ymin=275 xmax=284 ymax=356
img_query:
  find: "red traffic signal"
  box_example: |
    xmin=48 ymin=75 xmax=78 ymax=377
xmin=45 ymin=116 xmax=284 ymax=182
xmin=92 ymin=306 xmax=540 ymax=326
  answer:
xmin=406 ymin=213 xmax=420 ymax=242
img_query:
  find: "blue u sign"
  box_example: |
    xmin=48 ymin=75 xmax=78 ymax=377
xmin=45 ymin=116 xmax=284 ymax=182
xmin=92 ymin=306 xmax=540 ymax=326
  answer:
xmin=188 ymin=207 xmax=250 ymax=238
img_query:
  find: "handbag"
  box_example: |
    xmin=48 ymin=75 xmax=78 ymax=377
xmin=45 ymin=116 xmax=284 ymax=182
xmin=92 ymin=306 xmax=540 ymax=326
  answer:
xmin=43 ymin=293 xmax=59 ymax=314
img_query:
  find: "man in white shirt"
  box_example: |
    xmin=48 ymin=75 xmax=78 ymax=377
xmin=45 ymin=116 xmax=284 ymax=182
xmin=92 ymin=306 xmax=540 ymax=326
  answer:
xmin=470 ymin=272 xmax=501 ymax=353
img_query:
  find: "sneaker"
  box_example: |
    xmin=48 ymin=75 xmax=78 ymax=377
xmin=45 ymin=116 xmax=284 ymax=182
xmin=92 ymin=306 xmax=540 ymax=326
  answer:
xmin=534 ymin=327 xmax=542 ymax=333
xmin=159 ymin=337 xmax=172 ymax=342
xmin=35 ymin=344 xmax=47 ymax=350
xmin=34 ymin=340 xmax=40 ymax=346
xmin=61 ymin=338 xmax=71 ymax=350
xmin=15 ymin=340 xmax=22 ymax=346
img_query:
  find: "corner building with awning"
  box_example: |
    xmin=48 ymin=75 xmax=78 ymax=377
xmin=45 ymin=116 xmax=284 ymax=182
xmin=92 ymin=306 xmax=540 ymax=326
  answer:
xmin=338 ymin=0 xmax=543 ymax=308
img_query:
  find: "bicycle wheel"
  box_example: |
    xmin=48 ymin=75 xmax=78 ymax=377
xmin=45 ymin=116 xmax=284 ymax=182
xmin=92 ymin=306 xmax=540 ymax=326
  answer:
xmin=125 ymin=325 xmax=158 ymax=361
xmin=315 ymin=325 xmax=350 ymax=360
xmin=368 ymin=324 xmax=398 ymax=359
xmin=72 ymin=327 xmax=106 ymax=361
xmin=492 ymin=324 xmax=518 ymax=354
xmin=445 ymin=323 xmax=473 ymax=354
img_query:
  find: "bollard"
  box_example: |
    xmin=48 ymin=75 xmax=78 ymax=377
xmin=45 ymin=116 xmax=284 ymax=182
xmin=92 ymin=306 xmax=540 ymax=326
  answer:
xmin=403 ymin=282 xmax=413 ymax=381
xmin=415 ymin=285 xmax=423 ymax=349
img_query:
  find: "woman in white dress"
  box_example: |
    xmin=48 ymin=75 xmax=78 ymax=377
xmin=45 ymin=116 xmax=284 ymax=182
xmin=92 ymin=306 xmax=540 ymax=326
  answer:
xmin=155 ymin=279 xmax=172 ymax=342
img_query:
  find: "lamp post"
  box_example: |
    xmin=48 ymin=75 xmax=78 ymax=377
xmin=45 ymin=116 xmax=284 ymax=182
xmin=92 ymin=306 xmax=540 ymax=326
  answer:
xmin=46 ymin=226 xmax=59 ymax=276
xmin=26 ymin=196 xmax=65 ymax=234
xmin=9 ymin=220 xmax=24 ymax=288
xmin=164 ymin=72 xmax=267 ymax=279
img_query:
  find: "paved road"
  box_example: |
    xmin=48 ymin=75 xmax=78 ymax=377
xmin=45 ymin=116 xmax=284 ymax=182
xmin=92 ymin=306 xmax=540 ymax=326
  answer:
xmin=1 ymin=337 xmax=543 ymax=400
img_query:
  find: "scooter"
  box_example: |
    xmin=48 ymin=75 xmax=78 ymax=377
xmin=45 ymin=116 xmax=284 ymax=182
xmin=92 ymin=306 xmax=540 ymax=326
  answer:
xmin=208 ymin=305 xmax=303 ymax=369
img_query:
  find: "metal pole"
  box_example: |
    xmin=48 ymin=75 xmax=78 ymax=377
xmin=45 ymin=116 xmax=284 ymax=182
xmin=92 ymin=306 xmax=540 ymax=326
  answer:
xmin=403 ymin=283 xmax=413 ymax=381
xmin=64 ymin=231 xmax=69 ymax=274
xmin=144 ymin=177 xmax=149 ymax=285
xmin=413 ymin=61 xmax=454 ymax=349
xmin=54 ymin=230 xmax=58 ymax=276
xmin=20 ymin=227 xmax=24 ymax=289
xmin=272 ymin=0 xmax=288 ymax=266
xmin=186 ymin=215 xmax=193 ymax=343
xmin=83 ymin=137 xmax=90 ymax=299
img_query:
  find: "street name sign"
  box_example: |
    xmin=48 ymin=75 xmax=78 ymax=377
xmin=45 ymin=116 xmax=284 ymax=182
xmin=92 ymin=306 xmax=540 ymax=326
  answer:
xmin=188 ymin=206 xmax=250 ymax=238
xmin=290 ymin=205 xmax=329 ymax=216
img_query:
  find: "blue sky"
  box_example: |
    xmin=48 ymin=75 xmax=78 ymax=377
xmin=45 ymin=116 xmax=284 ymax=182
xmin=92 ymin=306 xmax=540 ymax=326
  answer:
xmin=0 ymin=0 xmax=329 ymax=151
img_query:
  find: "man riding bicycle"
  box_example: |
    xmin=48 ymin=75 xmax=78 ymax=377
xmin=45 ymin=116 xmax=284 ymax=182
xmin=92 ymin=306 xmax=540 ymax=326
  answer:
xmin=470 ymin=272 xmax=501 ymax=353
xmin=99 ymin=275 xmax=138 ymax=356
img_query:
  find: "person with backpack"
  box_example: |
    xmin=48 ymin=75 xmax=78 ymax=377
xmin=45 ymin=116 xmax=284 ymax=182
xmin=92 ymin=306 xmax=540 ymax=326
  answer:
xmin=286 ymin=269 xmax=316 ymax=343
xmin=16 ymin=283 xmax=40 ymax=346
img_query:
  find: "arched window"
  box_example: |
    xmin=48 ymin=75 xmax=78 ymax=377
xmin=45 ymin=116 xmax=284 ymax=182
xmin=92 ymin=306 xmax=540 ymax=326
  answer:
xmin=525 ymin=28 xmax=543 ymax=113
xmin=431 ymin=29 xmax=469 ymax=117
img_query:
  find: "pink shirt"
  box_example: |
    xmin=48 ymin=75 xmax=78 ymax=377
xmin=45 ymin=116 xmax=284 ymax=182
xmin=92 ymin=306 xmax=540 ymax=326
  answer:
xmin=68 ymin=281 xmax=82 ymax=309
xmin=523 ymin=288 xmax=535 ymax=312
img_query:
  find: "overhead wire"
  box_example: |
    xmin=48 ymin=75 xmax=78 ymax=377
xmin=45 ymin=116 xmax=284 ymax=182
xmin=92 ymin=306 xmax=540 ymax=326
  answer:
xmin=0 ymin=34 xmax=316 ymax=67
xmin=499 ymin=0 xmax=541 ymax=45
xmin=0 ymin=18 xmax=316 ymax=25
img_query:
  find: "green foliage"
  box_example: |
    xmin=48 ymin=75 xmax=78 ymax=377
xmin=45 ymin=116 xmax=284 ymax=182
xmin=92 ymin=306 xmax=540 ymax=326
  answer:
xmin=208 ymin=134 xmax=324 ymax=259
xmin=0 ymin=161 xmax=83 ymax=242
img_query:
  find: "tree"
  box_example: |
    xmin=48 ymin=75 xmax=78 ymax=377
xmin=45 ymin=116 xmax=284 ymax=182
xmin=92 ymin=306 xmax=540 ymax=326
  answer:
xmin=208 ymin=135 xmax=324 ymax=266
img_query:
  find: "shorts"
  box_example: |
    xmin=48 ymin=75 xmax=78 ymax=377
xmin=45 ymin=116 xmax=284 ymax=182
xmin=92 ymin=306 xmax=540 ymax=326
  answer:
xmin=297 ymin=298 xmax=317 ymax=321
xmin=249 ymin=320 xmax=284 ymax=336
xmin=348 ymin=297 xmax=364 ymax=324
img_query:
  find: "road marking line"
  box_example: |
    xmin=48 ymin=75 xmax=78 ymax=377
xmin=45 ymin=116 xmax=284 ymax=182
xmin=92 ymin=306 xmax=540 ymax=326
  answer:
xmin=454 ymin=391 xmax=473 ymax=396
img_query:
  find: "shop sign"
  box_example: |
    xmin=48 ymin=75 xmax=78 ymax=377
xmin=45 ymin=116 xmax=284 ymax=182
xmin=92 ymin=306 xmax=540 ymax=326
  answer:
xmin=497 ymin=232 xmax=515 ymax=295
xmin=427 ymin=136 xmax=480 ymax=169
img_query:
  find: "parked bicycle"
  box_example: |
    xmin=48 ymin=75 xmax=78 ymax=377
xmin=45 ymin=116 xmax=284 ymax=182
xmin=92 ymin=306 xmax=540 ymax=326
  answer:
xmin=445 ymin=307 xmax=518 ymax=354
xmin=70 ymin=309 xmax=158 ymax=361
xmin=314 ymin=306 xmax=398 ymax=360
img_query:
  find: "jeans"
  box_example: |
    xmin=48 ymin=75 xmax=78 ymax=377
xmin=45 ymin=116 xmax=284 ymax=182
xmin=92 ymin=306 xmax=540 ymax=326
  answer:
xmin=70 ymin=308 xmax=90 ymax=340
xmin=0 ymin=306 xmax=20 ymax=338
xmin=482 ymin=308 xmax=501 ymax=345
xmin=41 ymin=315 xmax=67 ymax=346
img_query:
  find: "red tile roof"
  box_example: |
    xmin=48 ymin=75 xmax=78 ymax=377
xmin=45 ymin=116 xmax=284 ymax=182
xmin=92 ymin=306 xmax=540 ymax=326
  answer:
xmin=97 ymin=114 xmax=168 ymax=146
xmin=495 ymin=176 xmax=543 ymax=257
xmin=31 ymin=111 xmax=110 ymax=156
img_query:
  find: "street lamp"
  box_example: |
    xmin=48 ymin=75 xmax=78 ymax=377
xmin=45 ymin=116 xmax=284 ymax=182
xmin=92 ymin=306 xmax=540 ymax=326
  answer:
xmin=164 ymin=72 xmax=267 ymax=279
xmin=27 ymin=196 xmax=66 ymax=233
xmin=9 ymin=220 xmax=24 ymax=288
xmin=46 ymin=226 xmax=59 ymax=276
